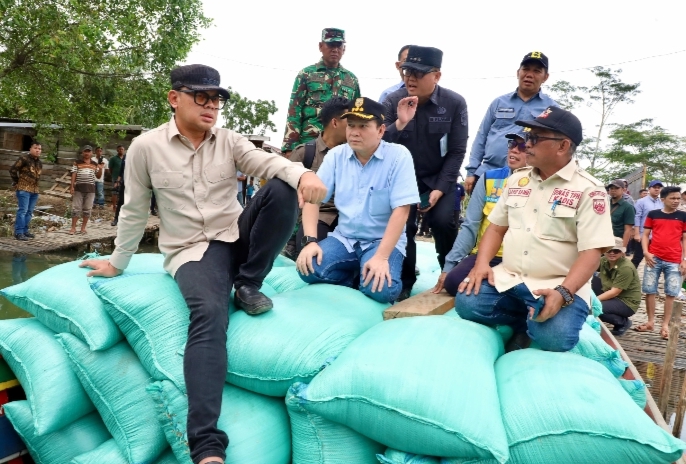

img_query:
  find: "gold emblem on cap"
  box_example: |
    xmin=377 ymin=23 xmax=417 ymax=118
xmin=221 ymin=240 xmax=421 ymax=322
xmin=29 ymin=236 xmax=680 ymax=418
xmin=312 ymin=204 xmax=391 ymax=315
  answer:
xmin=518 ymin=177 xmax=530 ymax=187
xmin=530 ymin=51 xmax=542 ymax=59
xmin=354 ymin=98 xmax=364 ymax=108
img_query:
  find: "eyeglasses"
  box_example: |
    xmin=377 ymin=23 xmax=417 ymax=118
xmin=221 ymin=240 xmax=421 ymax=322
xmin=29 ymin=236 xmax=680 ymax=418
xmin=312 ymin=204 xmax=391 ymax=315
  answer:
xmin=176 ymin=89 xmax=227 ymax=109
xmin=402 ymin=68 xmax=436 ymax=79
xmin=606 ymin=249 xmax=622 ymax=254
xmin=524 ymin=133 xmax=566 ymax=146
xmin=507 ymin=139 xmax=526 ymax=151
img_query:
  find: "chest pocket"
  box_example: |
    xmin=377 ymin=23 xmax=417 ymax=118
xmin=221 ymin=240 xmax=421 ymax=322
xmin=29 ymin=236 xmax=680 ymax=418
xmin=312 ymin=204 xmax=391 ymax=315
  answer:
xmin=369 ymin=188 xmax=391 ymax=218
xmin=536 ymin=207 xmax=577 ymax=241
xmin=306 ymin=75 xmax=329 ymax=107
xmin=151 ymin=171 xmax=185 ymax=211
xmin=205 ymin=162 xmax=232 ymax=184
xmin=205 ymin=162 xmax=233 ymax=205
xmin=494 ymin=108 xmax=515 ymax=128
xmin=505 ymin=195 xmax=529 ymax=229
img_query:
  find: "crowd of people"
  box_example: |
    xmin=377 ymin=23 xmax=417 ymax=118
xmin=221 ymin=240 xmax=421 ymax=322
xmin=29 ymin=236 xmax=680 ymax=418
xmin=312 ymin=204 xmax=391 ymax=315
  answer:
xmin=6 ymin=28 xmax=685 ymax=464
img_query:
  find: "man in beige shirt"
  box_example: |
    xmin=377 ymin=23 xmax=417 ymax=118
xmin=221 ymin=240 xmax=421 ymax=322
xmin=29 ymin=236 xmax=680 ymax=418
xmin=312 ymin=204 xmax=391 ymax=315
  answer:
xmin=290 ymin=96 xmax=349 ymax=255
xmin=81 ymin=64 xmax=326 ymax=464
xmin=455 ymin=106 xmax=614 ymax=352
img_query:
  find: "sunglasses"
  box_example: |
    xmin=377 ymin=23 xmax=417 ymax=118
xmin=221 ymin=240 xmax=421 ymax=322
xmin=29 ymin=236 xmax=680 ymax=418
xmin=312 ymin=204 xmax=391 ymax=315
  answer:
xmin=402 ymin=68 xmax=436 ymax=79
xmin=176 ymin=89 xmax=227 ymax=109
xmin=524 ymin=132 xmax=567 ymax=146
xmin=606 ymin=249 xmax=622 ymax=254
xmin=507 ymin=139 xmax=526 ymax=151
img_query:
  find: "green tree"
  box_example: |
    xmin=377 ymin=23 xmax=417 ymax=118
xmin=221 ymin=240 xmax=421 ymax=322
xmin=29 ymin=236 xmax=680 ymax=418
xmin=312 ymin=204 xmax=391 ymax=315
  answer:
xmin=221 ymin=87 xmax=278 ymax=136
xmin=0 ymin=0 xmax=210 ymax=144
xmin=549 ymin=67 xmax=641 ymax=174
xmin=603 ymin=119 xmax=686 ymax=186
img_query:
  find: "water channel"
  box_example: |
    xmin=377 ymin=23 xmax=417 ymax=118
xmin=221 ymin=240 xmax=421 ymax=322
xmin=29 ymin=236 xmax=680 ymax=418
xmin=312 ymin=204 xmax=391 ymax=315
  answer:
xmin=0 ymin=243 xmax=160 ymax=320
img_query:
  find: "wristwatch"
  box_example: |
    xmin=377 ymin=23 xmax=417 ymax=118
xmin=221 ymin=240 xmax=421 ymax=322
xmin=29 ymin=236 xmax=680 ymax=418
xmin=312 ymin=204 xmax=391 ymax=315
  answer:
xmin=301 ymin=235 xmax=318 ymax=247
xmin=554 ymin=285 xmax=575 ymax=307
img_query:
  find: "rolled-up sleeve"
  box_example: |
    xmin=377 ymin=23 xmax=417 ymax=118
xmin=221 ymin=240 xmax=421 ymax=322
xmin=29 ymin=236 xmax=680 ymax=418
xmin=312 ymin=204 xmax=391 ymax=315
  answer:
xmin=233 ymin=134 xmax=309 ymax=190
xmin=110 ymin=144 xmax=153 ymax=270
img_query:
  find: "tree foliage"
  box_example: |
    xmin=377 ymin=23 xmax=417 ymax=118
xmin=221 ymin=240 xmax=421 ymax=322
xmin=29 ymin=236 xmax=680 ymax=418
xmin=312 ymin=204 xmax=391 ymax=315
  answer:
xmin=550 ymin=67 xmax=641 ymax=172
xmin=221 ymin=87 xmax=278 ymax=136
xmin=0 ymin=0 xmax=210 ymax=144
xmin=603 ymin=119 xmax=686 ymax=186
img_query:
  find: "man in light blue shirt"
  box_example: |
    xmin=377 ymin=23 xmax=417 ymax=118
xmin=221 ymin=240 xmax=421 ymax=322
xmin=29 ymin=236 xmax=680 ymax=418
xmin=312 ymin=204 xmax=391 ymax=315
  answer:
xmin=296 ymin=97 xmax=420 ymax=303
xmin=631 ymin=179 xmax=664 ymax=268
xmin=378 ymin=45 xmax=410 ymax=103
xmin=464 ymin=51 xmax=557 ymax=194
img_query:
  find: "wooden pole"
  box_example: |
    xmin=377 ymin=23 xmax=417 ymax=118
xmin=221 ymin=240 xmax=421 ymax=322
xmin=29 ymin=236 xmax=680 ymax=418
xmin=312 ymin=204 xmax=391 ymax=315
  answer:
xmin=658 ymin=301 xmax=683 ymax=419
xmin=669 ymin=301 xmax=686 ymax=436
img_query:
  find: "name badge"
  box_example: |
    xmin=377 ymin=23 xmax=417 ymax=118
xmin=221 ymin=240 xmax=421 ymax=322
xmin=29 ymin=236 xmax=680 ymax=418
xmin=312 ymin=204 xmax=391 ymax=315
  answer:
xmin=508 ymin=188 xmax=531 ymax=197
xmin=548 ymin=188 xmax=583 ymax=209
xmin=429 ymin=117 xmax=452 ymax=123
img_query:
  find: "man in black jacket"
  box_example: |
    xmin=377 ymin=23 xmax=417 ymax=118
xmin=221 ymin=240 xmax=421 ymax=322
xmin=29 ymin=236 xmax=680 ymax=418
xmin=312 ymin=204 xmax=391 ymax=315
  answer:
xmin=383 ymin=45 xmax=469 ymax=299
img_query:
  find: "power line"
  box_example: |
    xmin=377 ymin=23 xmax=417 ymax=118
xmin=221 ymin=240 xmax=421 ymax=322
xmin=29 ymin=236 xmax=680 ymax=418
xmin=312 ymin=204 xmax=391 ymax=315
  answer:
xmin=196 ymin=48 xmax=686 ymax=81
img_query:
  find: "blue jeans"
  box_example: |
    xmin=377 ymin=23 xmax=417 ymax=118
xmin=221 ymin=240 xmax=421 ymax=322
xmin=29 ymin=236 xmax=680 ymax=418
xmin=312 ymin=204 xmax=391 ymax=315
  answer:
xmin=94 ymin=182 xmax=105 ymax=206
xmin=236 ymin=191 xmax=244 ymax=206
xmin=15 ymin=190 xmax=39 ymax=235
xmin=454 ymin=281 xmax=589 ymax=352
xmin=299 ymin=237 xmax=404 ymax=303
xmin=643 ymin=257 xmax=683 ymax=297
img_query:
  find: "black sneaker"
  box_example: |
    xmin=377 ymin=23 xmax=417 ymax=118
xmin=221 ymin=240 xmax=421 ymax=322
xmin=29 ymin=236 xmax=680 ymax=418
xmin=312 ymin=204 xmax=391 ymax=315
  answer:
xmin=111 ymin=220 xmax=118 ymax=226
xmin=23 ymin=232 xmax=35 ymax=239
xmin=505 ymin=332 xmax=532 ymax=353
xmin=14 ymin=233 xmax=28 ymax=241
xmin=396 ymin=288 xmax=412 ymax=302
xmin=234 ymin=285 xmax=273 ymax=315
xmin=612 ymin=319 xmax=633 ymax=336
xmin=150 ymin=209 xmax=158 ymax=216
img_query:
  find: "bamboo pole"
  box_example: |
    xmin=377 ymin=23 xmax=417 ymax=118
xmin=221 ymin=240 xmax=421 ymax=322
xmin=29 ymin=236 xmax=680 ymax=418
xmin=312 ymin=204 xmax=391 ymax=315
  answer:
xmin=669 ymin=302 xmax=686 ymax=436
xmin=658 ymin=301 xmax=683 ymax=418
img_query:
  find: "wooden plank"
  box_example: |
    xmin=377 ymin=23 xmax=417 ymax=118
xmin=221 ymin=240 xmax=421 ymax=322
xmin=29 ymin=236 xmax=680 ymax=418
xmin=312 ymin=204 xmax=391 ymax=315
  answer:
xmin=383 ymin=289 xmax=454 ymax=320
xmin=659 ymin=302 xmax=683 ymax=417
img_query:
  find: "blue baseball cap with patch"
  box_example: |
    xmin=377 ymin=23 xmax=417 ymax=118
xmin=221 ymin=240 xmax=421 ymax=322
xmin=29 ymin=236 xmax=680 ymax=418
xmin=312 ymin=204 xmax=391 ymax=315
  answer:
xmin=649 ymin=180 xmax=664 ymax=188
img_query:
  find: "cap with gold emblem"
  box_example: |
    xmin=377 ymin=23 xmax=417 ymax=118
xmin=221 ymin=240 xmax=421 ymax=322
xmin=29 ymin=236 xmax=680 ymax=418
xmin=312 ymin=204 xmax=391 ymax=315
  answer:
xmin=321 ymin=28 xmax=345 ymax=43
xmin=340 ymin=97 xmax=385 ymax=121
xmin=520 ymin=51 xmax=549 ymax=69
xmin=402 ymin=46 xmax=443 ymax=73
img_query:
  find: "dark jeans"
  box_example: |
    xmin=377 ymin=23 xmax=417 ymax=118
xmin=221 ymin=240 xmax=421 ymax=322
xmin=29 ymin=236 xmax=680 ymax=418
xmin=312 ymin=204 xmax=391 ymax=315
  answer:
xmin=401 ymin=185 xmax=457 ymax=290
xmin=151 ymin=192 xmax=157 ymax=212
xmin=174 ymin=179 xmax=297 ymax=464
xmin=631 ymin=238 xmax=645 ymax=268
xmin=444 ymin=254 xmax=503 ymax=296
xmin=591 ymin=275 xmax=635 ymax=328
xmin=114 ymin=183 xmax=125 ymax=221
xmin=295 ymin=216 xmax=338 ymax=254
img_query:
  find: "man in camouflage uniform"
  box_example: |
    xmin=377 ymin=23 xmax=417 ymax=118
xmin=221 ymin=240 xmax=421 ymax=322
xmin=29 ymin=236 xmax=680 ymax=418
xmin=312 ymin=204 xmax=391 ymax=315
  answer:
xmin=281 ymin=28 xmax=361 ymax=156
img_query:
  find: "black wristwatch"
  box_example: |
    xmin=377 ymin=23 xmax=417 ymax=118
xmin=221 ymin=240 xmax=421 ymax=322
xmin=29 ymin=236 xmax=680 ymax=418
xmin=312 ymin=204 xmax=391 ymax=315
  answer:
xmin=301 ymin=235 xmax=318 ymax=247
xmin=554 ymin=285 xmax=574 ymax=307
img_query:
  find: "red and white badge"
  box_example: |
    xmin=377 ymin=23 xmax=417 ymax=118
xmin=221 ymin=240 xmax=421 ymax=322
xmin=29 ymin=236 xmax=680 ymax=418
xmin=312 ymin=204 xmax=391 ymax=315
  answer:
xmin=548 ymin=188 xmax=583 ymax=209
xmin=593 ymin=198 xmax=606 ymax=215
xmin=508 ymin=188 xmax=531 ymax=197
xmin=588 ymin=190 xmax=607 ymax=199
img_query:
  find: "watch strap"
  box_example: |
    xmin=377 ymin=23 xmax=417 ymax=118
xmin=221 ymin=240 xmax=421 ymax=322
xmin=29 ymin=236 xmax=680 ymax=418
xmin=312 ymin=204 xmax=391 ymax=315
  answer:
xmin=554 ymin=285 xmax=574 ymax=307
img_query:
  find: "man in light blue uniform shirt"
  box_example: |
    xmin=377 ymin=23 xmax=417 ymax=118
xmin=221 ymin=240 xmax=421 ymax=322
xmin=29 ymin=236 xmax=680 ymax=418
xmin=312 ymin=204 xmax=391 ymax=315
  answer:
xmin=464 ymin=51 xmax=557 ymax=194
xmin=297 ymin=97 xmax=420 ymax=303
xmin=378 ymin=45 xmax=410 ymax=103
xmin=631 ymin=179 xmax=664 ymax=268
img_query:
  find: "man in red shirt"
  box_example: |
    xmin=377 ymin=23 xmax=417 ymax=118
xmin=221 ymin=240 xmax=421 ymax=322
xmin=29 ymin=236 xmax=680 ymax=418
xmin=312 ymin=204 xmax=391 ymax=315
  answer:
xmin=636 ymin=186 xmax=686 ymax=339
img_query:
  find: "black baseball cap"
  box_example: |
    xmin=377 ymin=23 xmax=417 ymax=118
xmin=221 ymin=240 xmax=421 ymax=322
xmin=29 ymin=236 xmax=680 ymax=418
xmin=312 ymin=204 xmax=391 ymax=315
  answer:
xmin=170 ymin=64 xmax=230 ymax=99
xmin=521 ymin=51 xmax=549 ymax=69
xmin=401 ymin=46 xmax=443 ymax=73
xmin=516 ymin=106 xmax=583 ymax=146
xmin=340 ymin=97 xmax=385 ymax=122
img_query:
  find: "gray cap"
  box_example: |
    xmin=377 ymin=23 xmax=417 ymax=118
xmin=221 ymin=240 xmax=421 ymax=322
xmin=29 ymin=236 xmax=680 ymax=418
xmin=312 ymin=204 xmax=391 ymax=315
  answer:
xmin=81 ymin=145 xmax=93 ymax=152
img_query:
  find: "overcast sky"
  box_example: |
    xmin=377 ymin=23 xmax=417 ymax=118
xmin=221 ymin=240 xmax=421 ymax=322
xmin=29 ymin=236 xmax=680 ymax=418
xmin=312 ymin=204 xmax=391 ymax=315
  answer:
xmin=184 ymin=0 xmax=684 ymax=173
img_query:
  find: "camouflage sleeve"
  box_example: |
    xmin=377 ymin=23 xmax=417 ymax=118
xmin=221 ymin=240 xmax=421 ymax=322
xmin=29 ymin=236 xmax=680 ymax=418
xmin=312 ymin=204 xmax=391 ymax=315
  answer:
xmin=9 ymin=157 xmax=24 ymax=184
xmin=281 ymin=71 xmax=308 ymax=152
xmin=353 ymin=76 xmax=361 ymax=100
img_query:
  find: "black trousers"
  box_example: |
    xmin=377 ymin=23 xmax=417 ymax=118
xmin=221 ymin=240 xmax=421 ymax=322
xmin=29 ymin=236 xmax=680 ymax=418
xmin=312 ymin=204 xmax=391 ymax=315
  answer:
xmin=591 ymin=275 xmax=635 ymax=328
xmin=114 ymin=183 xmax=125 ymax=221
xmin=631 ymin=239 xmax=645 ymax=268
xmin=401 ymin=185 xmax=458 ymax=290
xmin=295 ymin=216 xmax=338 ymax=254
xmin=174 ymin=179 xmax=297 ymax=463
xmin=444 ymin=254 xmax=502 ymax=296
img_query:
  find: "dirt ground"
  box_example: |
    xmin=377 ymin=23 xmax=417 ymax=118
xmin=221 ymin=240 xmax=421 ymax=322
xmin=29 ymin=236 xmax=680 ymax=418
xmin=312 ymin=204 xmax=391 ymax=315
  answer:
xmin=0 ymin=189 xmax=118 ymax=237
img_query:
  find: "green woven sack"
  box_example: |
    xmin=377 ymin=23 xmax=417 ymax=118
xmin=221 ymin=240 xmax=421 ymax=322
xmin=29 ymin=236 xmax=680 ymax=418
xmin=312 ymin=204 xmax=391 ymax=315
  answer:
xmin=147 ymin=380 xmax=291 ymax=464
xmin=5 ymin=401 xmax=110 ymax=464
xmin=619 ymin=379 xmax=648 ymax=409
xmin=296 ymin=316 xmax=509 ymax=462
xmin=0 ymin=257 xmax=129 ymax=350
xmin=227 ymin=284 xmax=387 ymax=396
xmin=57 ymin=335 xmax=167 ymax=464
xmin=495 ymin=350 xmax=686 ymax=464
xmin=263 ymin=265 xmax=309 ymax=293
xmin=377 ymin=449 xmax=440 ymax=464
xmin=287 ymin=383 xmax=384 ymax=464
xmin=0 ymin=318 xmax=94 ymax=435
xmin=70 ymin=439 xmax=177 ymax=464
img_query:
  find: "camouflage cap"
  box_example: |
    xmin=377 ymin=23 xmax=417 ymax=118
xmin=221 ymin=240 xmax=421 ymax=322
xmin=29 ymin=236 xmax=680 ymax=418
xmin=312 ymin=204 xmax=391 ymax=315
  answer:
xmin=322 ymin=28 xmax=345 ymax=43
xmin=340 ymin=97 xmax=385 ymax=122
xmin=81 ymin=145 xmax=93 ymax=152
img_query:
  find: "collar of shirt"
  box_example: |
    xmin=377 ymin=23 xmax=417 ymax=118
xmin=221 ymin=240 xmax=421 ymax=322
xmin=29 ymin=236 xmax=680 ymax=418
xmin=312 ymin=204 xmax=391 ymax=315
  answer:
xmin=428 ymin=85 xmax=440 ymax=105
xmin=611 ymin=197 xmax=626 ymax=206
xmin=167 ymin=116 xmax=216 ymax=145
xmin=510 ymin=88 xmax=543 ymax=101
xmin=529 ymin=158 xmax=577 ymax=183
xmin=345 ymin=142 xmax=385 ymax=161
xmin=315 ymin=134 xmax=331 ymax=154
xmin=315 ymin=59 xmax=345 ymax=72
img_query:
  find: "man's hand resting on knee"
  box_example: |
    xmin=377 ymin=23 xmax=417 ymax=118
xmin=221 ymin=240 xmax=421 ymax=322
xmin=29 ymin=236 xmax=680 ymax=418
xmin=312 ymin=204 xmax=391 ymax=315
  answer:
xmin=297 ymin=172 xmax=328 ymax=208
xmin=457 ymin=261 xmax=494 ymax=296
xmin=79 ymin=259 xmax=123 ymax=278
xmin=296 ymin=242 xmax=323 ymax=276
xmin=362 ymin=254 xmax=392 ymax=294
